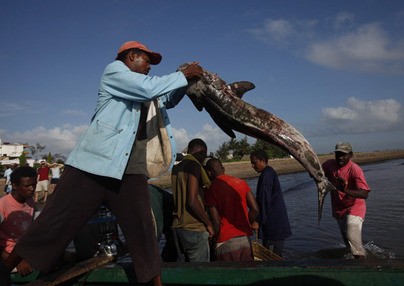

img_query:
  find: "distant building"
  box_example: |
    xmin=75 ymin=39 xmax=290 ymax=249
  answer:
xmin=0 ymin=139 xmax=34 ymax=166
xmin=0 ymin=139 xmax=27 ymax=158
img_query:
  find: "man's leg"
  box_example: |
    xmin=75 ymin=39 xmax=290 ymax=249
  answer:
xmin=262 ymin=239 xmax=285 ymax=257
xmin=34 ymin=190 xmax=40 ymax=203
xmin=216 ymin=236 xmax=253 ymax=262
xmin=43 ymin=180 xmax=49 ymax=203
xmin=336 ymin=216 xmax=351 ymax=249
xmin=175 ymin=228 xmax=210 ymax=262
xmin=107 ymin=174 xmax=162 ymax=284
xmin=0 ymin=260 xmax=11 ymax=286
xmin=346 ymin=215 xmax=366 ymax=258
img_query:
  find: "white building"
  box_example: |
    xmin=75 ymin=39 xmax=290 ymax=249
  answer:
xmin=0 ymin=139 xmax=26 ymax=157
xmin=0 ymin=139 xmax=34 ymax=166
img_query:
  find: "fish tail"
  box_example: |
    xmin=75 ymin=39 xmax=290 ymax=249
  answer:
xmin=317 ymin=179 xmax=336 ymax=226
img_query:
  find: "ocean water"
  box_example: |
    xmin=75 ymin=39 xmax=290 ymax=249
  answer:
xmin=78 ymin=158 xmax=404 ymax=263
xmin=245 ymin=158 xmax=404 ymax=260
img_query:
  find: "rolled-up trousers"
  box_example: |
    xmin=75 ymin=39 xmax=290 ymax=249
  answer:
xmin=13 ymin=166 xmax=161 ymax=283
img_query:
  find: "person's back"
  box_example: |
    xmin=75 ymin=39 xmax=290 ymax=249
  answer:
xmin=171 ymin=159 xmax=207 ymax=231
xmin=205 ymin=158 xmax=258 ymax=261
xmin=171 ymin=138 xmax=214 ymax=262
xmin=205 ymin=174 xmax=253 ymax=242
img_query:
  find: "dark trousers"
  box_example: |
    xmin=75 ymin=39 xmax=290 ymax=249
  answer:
xmin=13 ymin=166 xmax=161 ymax=283
xmin=263 ymin=239 xmax=285 ymax=257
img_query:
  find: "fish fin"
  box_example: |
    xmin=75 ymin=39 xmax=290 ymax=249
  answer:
xmin=210 ymin=114 xmax=236 ymax=138
xmin=228 ymin=81 xmax=255 ymax=98
xmin=187 ymin=94 xmax=204 ymax=112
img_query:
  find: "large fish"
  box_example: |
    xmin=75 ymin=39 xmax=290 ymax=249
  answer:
xmin=179 ymin=63 xmax=336 ymax=223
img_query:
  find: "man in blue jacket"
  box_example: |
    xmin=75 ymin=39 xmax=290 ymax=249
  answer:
xmin=6 ymin=41 xmax=202 ymax=286
xmin=250 ymin=149 xmax=291 ymax=257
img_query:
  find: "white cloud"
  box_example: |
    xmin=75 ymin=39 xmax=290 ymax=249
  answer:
xmin=0 ymin=102 xmax=31 ymax=117
xmin=1 ymin=124 xmax=88 ymax=157
xmin=173 ymin=124 xmax=232 ymax=155
xmin=196 ymin=124 xmax=231 ymax=154
xmin=253 ymin=19 xmax=294 ymax=43
xmin=321 ymin=97 xmax=402 ymax=133
xmin=249 ymin=15 xmax=404 ymax=74
xmin=62 ymin=109 xmax=87 ymax=116
xmin=247 ymin=18 xmax=317 ymax=46
xmin=1 ymin=123 xmax=250 ymax=160
xmin=333 ymin=12 xmax=355 ymax=30
xmin=306 ymin=23 xmax=404 ymax=73
xmin=172 ymin=127 xmax=191 ymax=153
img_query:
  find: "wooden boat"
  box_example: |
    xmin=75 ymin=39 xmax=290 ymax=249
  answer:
xmin=11 ymin=259 xmax=404 ymax=285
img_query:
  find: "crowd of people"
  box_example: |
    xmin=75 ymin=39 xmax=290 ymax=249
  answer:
xmin=0 ymin=39 xmax=371 ymax=285
xmin=2 ymin=161 xmax=63 ymax=200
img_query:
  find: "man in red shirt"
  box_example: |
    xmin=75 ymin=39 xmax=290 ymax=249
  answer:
xmin=204 ymin=158 xmax=259 ymax=261
xmin=322 ymin=142 xmax=371 ymax=259
xmin=35 ymin=161 xmax=50 ymax=203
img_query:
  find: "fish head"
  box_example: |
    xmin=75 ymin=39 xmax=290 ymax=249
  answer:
xmin=177 ymin=63 xmax=215 ymax=111
xmin=178 ymin=63 xmax=256 ymax=112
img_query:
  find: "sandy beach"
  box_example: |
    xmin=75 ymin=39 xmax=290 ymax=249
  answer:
xmin=1 ymin=150 xmax=404 ymax=194
xmin=149 ymin=150 xmax=404 ymax=189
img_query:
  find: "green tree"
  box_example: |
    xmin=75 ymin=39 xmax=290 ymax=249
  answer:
xmin=19 ymin=152 xmax=28 ymax=166
xmin=215 ymin=137 xmax=251 ymax=161
xmin=215 ymin=142 xmax=230 ymax=161
xmin=46 ymin=152 xmax=53 ymax=163
xmin=251 ymin=139 xmax=289 ymax=159
xmin=233 ymin=136 xmax=250 ymax=160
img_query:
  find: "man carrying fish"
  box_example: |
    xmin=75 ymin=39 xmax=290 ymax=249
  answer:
xmin=5 ymin=41 xmax=203 ymax=286
xmin=322 ymin=142 xmax=371 ymax=259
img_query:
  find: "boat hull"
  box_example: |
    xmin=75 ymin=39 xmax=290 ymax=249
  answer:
xmin=11 ymin=259 xmax=404 ymax=285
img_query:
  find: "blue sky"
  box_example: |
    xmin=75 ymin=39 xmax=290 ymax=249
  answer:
xmin=1 ymin=0 xmax=403 ymax=157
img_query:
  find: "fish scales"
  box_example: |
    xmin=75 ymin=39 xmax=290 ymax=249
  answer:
xmin=179 ymin=63 xmax=336 ymax=223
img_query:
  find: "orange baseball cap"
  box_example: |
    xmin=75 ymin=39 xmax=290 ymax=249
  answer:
xmin=116 ymin=41 xmax=162 ymax=65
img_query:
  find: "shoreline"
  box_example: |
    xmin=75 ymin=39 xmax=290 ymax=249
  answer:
xmin=1 ymin=150 xmax=403 ymax=195
xmin=149 ymin=150 xmax=404 ymax=189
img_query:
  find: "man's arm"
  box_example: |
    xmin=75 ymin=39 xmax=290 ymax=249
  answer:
xmin=336 ymin=178 xmax=369 ymax=199
xmin=246 ymin=191 xmax=259 ymax=226
xmin=186 ymin=174 xmax=214 ymax=238
xmin=207 ymin=206 xmax=220 ymax=240
xmin=343 ymin=187 xmax=369 ymax=199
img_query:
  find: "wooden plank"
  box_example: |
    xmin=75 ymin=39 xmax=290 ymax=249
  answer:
xmin=23 ymin=255 xmax=115 ymax=286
